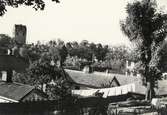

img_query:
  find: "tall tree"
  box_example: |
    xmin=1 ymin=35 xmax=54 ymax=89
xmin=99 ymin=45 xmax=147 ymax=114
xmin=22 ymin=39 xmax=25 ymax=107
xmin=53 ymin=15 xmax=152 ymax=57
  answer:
xmin=120 ymin=0 xmax=167 ymax=100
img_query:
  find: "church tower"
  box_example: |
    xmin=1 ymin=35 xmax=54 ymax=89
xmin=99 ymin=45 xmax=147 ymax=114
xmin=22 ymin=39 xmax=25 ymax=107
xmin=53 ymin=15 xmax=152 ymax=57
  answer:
xmin=14 ymin=24 xmax=27 ymax=45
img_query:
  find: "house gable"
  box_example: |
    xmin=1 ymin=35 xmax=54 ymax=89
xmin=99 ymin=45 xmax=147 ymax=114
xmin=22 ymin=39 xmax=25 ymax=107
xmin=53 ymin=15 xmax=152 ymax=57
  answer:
xmin=100 ymin=77 xmax=120 ymax=88
xmin=110 ymin=77 xmax=120 ymax=87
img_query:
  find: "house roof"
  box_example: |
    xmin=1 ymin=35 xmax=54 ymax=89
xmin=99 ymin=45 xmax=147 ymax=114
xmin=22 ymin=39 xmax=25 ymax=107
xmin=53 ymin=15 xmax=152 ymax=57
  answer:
xmin=65 ymin=69 xmax=117 ymax=88
xmin=65 ymin=69 xmax=142 ymax=85
xmin=0 ymin=81 xmax=34 ymax=101
xmin=65 ymin=69 xmax=147 ymax=94
xmin=65 ymin=69 xmax=136 ymax=88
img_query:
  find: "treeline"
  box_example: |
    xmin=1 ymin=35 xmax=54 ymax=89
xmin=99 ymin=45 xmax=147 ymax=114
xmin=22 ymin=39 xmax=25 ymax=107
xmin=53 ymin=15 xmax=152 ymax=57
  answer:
xmin=45 ymin=39 xmax=131 ymax=73
xmin=25 ymin=39 xmax=109 ymax=63
xmin=65 ymin=40 xmax=109 ymax=61
xmin=19 ymin=39 xmax=134 ymax=73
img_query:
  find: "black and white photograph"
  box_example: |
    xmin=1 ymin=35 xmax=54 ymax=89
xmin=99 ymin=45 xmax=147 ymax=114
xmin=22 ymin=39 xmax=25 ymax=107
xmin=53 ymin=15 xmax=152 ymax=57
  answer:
xmin=1 ymin=0 xmax=167 ymax=114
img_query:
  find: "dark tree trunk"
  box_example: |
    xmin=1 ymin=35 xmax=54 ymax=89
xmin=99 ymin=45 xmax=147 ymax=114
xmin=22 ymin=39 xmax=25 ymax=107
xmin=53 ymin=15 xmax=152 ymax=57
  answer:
xmin=145 ymin=79 xmax=155 ymax=100
xmin=144 ymin=63 xmax=155 ymax=100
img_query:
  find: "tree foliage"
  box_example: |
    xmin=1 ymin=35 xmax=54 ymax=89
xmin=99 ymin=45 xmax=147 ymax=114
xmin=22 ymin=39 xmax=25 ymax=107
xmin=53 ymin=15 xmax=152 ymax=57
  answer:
xmin=66 ymin=40 xmax=109 ymax=62
xmin=93 ymin=45 xmax=130 ymax=74
xmin=159 ymin=41 xmax=167 ymax=72
xmin=0 ymin=34 xmax=13 ymax=54
xmin=120 ymin=0 xmax=167 ymax=100
xmin=105 ymin=45 xmax=129 ymax=61
xmin=49 ymin=43 xmax=68 ymax=66
xmin=0 ymin=0 xmax=60 ymax=16
xmin=13 ymin=47 xmax=70 ymax=100
xmin=0 ymin=34 xmax=12 ymax=48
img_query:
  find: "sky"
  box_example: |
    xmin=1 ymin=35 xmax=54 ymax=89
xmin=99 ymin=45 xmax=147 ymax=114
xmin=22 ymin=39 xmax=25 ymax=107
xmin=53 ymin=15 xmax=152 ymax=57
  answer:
xmin=0 ymin=0 xmax=167 ymax=46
